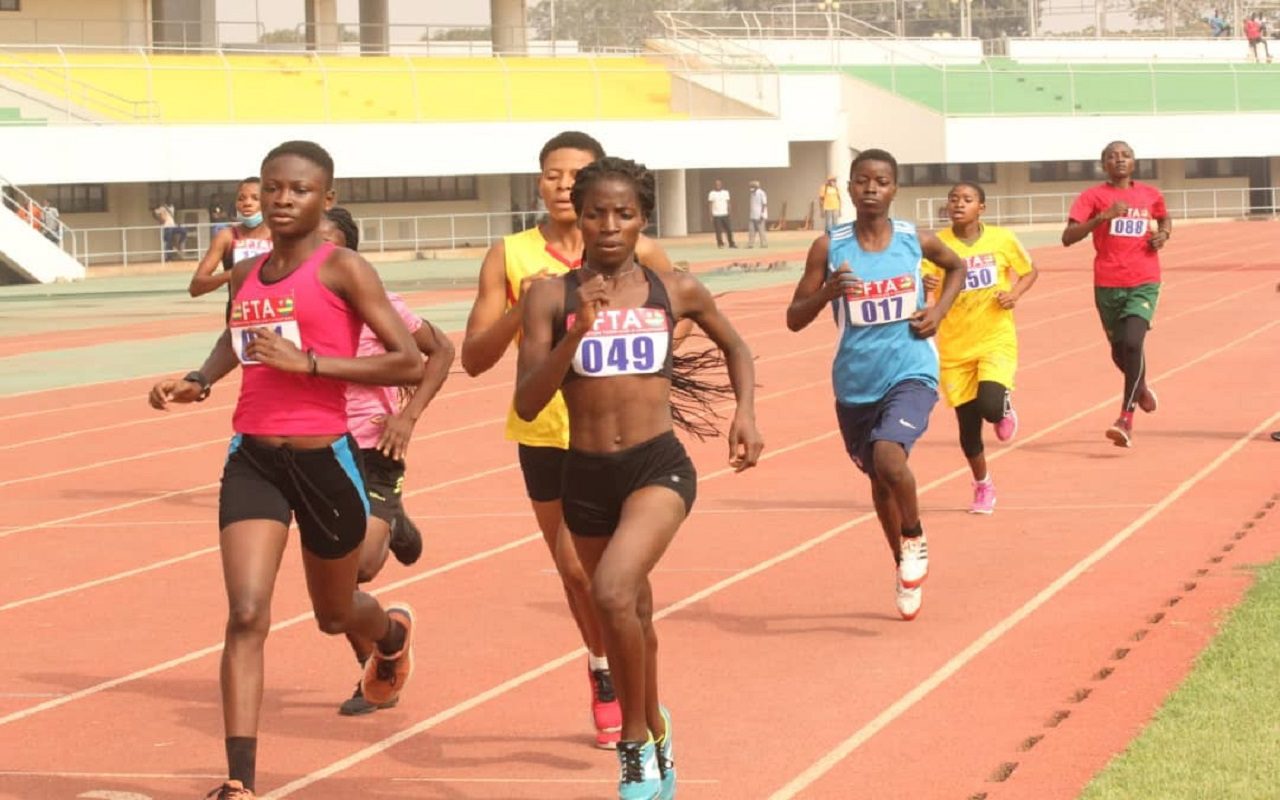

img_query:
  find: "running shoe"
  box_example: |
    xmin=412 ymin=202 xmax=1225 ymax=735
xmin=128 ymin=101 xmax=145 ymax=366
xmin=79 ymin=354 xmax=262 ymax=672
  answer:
xmin=898 ymin=533 xmax=929 ymax=588
xmin=389 ymin=513 xmax=423 ymax=566
xmin=616 ymin=740 xmax=662 ymax=800
xmin=1106 ymin=416 xmax=1133 ymax=448
xmin=655 ymin=706 xmax=676 ymax=800
xmin=590 ymin=664 xmax=623 ymax=749
xmin=895 ymin=574 xmax=922 ymax=621
xmin=205 ymin=781 xmax=255 ymax=799
xmin=1138 ymin=385 xmax=1158 ymax=414
xmin=361 ymin=604 xmax=415 ymax=706
xmin=338 ymin=679 xmax=399 ymax=716
xmin=994 ymin=407 xmax=1019 ymax=443
xmin=970 ymin=479 xmax=996 ymax=515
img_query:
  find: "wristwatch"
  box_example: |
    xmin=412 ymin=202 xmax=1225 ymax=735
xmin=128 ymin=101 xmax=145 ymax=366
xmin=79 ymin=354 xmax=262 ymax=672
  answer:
xmin=183 ymin=370 xmax=212 ymax=402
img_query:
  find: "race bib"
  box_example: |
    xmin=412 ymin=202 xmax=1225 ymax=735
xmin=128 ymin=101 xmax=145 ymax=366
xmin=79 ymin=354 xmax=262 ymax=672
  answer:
xmin=962 ymin=254 xmax=998 ymax=293
xmin=1109 ymin=216 xmax=1149 ymax=238
xmin=233 ymin=238 xmax=272 ymax=264
xmin=567 ymin=307 xmax=671 ymax=377
xmin=229 ymin=295 xmax=302 ymax=365
xmin=844 ymin=272 xmax=917 ymax=327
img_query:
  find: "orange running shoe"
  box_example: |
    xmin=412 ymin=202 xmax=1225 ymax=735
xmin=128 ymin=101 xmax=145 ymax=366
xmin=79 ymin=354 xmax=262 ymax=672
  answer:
xmin=205 ymin=780 xmax=255 ymax=799
xmin=361 ymin=604 xmax=415 ymax=706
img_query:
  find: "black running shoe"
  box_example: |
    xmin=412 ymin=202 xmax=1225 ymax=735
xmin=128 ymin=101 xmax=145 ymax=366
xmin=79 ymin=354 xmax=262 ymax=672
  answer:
xmin=338 ymin=680 xmax=399 ymax=716
xmin=389 ymin=513 xmax=423 ymax=566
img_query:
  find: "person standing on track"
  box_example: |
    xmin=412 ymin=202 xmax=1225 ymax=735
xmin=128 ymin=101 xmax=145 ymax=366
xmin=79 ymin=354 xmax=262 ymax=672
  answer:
xmin=461 ymin=131 xmax=675 ymax=749
xmin=922 ymin=181 xmax=1038 ymax=514
xmin=515 ymin=156 xmax=763 ymax=800
xmin=1062 ymin=140 xmax=1170 ymax=448
xmin=189 ymin=177 xmax=273 ymax=302
xmin=318 ymin=206 xmax=456 ymax=716
xmin=786 ymin=149 xmax=966 ymax=621
xmin=148 ymin=142 xmax=422 ymax=800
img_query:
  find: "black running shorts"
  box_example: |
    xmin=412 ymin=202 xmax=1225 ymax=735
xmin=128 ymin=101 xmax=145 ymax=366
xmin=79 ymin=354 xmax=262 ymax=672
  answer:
xmin=562 ymin=431 xmax=696 ymax=538
xmin=517 ymin=444 xmax=567 ymax=503
xmin=360 ymin=448 xmax=405 ymax=524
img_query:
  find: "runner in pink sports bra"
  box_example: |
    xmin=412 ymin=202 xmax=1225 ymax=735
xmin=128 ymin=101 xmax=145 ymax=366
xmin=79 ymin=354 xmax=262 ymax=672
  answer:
xmin=149 ymin=141 xmax=424 ymax=800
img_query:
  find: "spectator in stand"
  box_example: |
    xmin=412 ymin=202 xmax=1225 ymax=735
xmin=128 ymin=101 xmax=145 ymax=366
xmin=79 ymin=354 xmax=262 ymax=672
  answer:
xmin=43 ymin=201 xmax=61 ymax=244
xmin=1206 ymin=9 xmax=1229 ymax=37
xmin=154 ymin=198 xmax=188 ymax=261
xmin=708 ymin=179 xmax=736 ymax=248
xmin=819 ymin=175 xmax=842 ymax=230
xmin=1246 ymin=13 xmax=1272 ymax=62
xmin=209 ymin=194 xmax=230 ymax=236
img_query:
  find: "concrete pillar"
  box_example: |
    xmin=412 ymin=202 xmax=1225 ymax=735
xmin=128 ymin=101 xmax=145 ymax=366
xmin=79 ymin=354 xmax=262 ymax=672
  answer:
xmin=358 ymin=0 xmax=389 ymax=55
xmin=657 ymin=169 xmax=688 ymax=238
xmin=827 ymin=120 xmax=851 ymax=224
xmin=305 ymin=0 xmax=340 ymax=52
xmin=490 ymin=0 xmax=528 ymax=55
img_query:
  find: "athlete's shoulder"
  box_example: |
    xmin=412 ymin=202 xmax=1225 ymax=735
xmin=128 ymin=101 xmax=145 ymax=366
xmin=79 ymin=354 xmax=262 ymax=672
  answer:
xmin=891 ymin=218 xmax=918 ymax=236
xmin=828 ymin=221 xmax=855 ymax=242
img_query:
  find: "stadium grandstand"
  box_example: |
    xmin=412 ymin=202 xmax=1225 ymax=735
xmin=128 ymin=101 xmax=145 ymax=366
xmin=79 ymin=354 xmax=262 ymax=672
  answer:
xmin=1 ymin=0 xmax=1279 ymax=281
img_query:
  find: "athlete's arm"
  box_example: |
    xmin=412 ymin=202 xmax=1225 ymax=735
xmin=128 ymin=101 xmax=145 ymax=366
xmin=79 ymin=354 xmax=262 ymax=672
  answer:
xmin=673 ymin=274 xmax=763 ymax=472
xmin=378 ymin=320 xmax=455 ymax=460
xmin=514 ymin=277 xmax=601 ymax=422
xmin=1150 ymin=209 xmax=1173 ymax=251
xmin=786 ymin=235 xmax=859 ymax=331
xmin=1062 ymin=199 xmax=1127 ymax=247
xmin=911 ymin=232 xmax=967 ymax=337
xmin=245 ymin=250 xmax=422 ymax=385
xmin=188 ymin=227 xmax=235 ymax=297
xmin=461 ymin=239 xmax=528 ymax=377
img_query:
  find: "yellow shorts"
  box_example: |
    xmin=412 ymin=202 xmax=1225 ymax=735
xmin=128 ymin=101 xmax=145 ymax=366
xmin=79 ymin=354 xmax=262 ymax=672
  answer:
xmin=939 ymin=346 xmax=1017 ymax=408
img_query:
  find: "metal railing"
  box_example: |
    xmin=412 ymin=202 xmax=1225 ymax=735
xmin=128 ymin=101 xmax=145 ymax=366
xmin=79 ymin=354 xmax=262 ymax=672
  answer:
xmin=913 ymin=185 xmax=1280 ymax=227
xmin=63 ymin=209 xmax=665 ymax=270
xmin=0 ymin=173 xmax=68 ymax=246
xmin=0 ymin=44 xmax=778 ymax=124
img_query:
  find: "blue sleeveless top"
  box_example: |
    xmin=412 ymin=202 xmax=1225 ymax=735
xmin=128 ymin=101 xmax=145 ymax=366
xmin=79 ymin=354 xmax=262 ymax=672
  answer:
xmin=827 ymin=219 xmax=938 ymax=405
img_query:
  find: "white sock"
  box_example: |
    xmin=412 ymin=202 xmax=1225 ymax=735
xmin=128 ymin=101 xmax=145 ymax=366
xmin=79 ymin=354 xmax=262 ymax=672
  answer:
xmin=975 ymin=474 xmax=992 ymax=485
xmin=588 ymin=653 xmax=609 ymax=672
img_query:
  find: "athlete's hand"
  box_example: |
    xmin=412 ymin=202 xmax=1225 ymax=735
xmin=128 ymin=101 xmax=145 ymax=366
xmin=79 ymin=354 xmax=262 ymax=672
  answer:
xmin=148 ymin=378 xmax=202 ymax=410
xmin=1148 ymin=230 xmax=1170 ymax=251
xmin=378 ymin=410 xmax=416 ymax=461
xmin=519 ymin=268 xmax=551 ymax=297
xmin=243 ymin=327 xmax=307 ymax=373
xmin=728 ymin=413 xmax=764 ymax=472
xmin=909 ymin=306 xmax=944 ymax=338
xmin=996 ymin=291 xmax=1018 ymax=309
xmin=572 ymin=275 xmax=609 ymax=335
xmin=1100 ymin=201 xmax=1129 ymax=221
xmin=823 ymin=262 xmax=863 ymax=302
xmin=922 ymin=273 xmax=941 ymax=294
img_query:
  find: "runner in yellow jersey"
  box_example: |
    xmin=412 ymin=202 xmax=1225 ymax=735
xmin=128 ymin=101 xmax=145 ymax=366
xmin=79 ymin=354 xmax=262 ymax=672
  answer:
xmin=923 ymin=181 xmax=1038 ymax=514
xmin=461 ymin=131 xmax=674 ymax=749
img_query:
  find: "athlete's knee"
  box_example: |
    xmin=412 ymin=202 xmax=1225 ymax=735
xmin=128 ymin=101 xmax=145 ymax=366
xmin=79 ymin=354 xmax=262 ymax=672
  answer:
xmin=592 ymin=574 xmax=638 ymax=620
xmin=356 ymin=550 xmax=388 ymax=584
xmin=226 ymin=599 xmax=271 ymax=638
xmin=872 ymin=443 xmax=910 ymax=486
xmin=312 ymin=601 xmax=357 ymax=636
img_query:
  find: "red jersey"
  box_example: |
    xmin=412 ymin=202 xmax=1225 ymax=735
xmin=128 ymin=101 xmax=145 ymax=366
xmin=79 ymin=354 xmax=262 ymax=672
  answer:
xmin=1069 ymin=181 xmax=1167 ymax=288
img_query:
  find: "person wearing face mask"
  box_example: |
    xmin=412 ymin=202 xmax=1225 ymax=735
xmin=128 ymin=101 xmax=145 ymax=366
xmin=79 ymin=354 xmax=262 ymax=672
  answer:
xmin=189 ymin=177 xmax=274 ymax=304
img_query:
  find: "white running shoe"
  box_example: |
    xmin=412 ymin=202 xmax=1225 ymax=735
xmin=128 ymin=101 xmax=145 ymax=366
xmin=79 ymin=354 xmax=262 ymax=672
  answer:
xmin=898 ymin=533 xmax=929 ymax=588
xmin=895 ymin=574 xmax=922 ymax=621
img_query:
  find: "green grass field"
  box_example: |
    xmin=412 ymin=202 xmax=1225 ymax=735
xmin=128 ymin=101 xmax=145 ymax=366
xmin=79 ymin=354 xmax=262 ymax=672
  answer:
xmin=1080 ymin=555 xmax=1280 ymax=799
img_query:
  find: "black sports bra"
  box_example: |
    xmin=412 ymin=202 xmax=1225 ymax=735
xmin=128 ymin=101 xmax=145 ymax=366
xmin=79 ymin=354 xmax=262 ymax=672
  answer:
xmin=552 ymin=265 xmax=676 ymax=383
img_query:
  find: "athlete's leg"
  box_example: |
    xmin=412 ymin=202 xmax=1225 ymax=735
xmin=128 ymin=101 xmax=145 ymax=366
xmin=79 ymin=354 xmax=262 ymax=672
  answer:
xmin=869 ymin=476 xmax=903 ymax=564
xmin=343 ymin=515 xmax=392 ymax=666
xmin=219 ymin=519 xmax=290 ymax=792
xmin=532 ymin=498 xmax=606 ymax=656
xmin=1116 ymin=315 xmax=1149 ymax=414
xmin=955 ymin=401 xmax=987 ymax=481
xmin=871 ymin=441 xmax=920 ymax=530
xmin=302 ymin=547 xmax=401 ymax=646
xmin=574 ymin=486 xmax=684 ymax=743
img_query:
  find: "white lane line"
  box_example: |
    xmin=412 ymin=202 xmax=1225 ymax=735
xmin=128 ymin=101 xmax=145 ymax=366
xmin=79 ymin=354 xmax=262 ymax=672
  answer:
xmin=768 ymin=407 xmax=1280 ymax=799
xmin=391 ymin=777 xmax=719 ymax=784
xmin=261 ymin=317 xmax=1278 ymax=798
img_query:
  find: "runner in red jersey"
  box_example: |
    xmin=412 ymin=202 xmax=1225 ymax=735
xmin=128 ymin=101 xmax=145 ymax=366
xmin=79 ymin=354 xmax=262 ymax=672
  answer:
xmin=1062 ymin=140 xmax=1171 ymax=448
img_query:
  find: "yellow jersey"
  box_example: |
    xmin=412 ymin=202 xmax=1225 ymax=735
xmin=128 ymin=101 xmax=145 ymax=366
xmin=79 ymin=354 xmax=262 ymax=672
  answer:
xmin=502 ymin=226 xmax=581 ymax=448
xmin=923 ymin=225 xmax=1033 ymax=364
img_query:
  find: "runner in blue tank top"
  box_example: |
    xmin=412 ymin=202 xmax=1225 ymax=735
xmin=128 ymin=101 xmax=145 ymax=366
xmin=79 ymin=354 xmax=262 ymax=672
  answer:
xmin=787 ymin=149 xmax=966 ymax=621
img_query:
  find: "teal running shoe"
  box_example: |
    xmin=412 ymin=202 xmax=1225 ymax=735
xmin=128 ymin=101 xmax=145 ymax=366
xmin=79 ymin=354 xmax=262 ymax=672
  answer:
xmin=616 ymin=739 xmax=661 ymax=800
xmin=656 ymin=706 xmax=676 ymax=799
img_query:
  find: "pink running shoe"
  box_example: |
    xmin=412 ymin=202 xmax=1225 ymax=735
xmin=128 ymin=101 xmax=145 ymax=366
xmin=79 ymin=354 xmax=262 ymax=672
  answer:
xmin=994 ymin=407 xmax=1019 ymax=443
xmin=969 ymin=480 xmax=996 ymax=515
xmin=588 ymin=664 xmax=622 ymax=749
xmin=1106 ymin=416 xmax=1133 ymax=448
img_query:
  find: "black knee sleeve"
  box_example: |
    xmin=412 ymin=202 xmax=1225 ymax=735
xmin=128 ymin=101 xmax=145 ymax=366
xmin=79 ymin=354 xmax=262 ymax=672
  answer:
xmin=956 ymin=402 xmax=985 ymax=459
